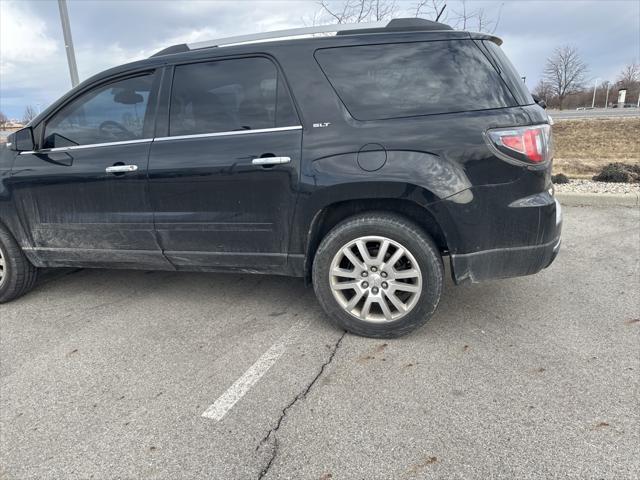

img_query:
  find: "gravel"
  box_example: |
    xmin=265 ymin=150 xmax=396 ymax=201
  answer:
xmin=554 ymin=179 xmax=640 ymax=194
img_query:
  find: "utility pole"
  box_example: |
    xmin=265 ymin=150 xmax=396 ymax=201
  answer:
xmin=591 ymin=78 xmax=599 ymax=108
xmin=58 ymin=0 xmax=79 ymax=88
xmin=604 ymin=83 xmax=610 ymax=108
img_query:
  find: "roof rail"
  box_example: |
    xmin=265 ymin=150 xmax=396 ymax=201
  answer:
xmin=151 ymin=18 xmax=453 ymax=58
xmin=188 ymin=20 xmax=388 ymax=51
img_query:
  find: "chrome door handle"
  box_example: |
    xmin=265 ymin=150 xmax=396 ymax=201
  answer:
xmin=251 ymin=156 xmax=291 ymax=166
xmin=106 ymin=164 xmax=138 ymax=173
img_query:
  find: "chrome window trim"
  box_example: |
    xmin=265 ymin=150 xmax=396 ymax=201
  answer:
xmin=18 ymin=138 xmax=153 ymax=155
xmin=17 ymin=126 xmax=303 ymax=155
xmin=154 ymin=125 xmax=302 ymax=142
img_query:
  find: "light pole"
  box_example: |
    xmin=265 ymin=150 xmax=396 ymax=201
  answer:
xmin=591 ymin=78 xmax=599 ymax=108
xmin=58 ymin=0 xmax=79 ymax=88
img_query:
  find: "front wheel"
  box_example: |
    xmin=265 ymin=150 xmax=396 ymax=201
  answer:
xmin=0 ymin=224 xmax=38 ymax=303
xmin=312 ymin=212 xmax=443 ymax=338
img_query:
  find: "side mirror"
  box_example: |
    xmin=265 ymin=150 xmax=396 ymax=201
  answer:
xmin=532 ymin=94 xmax=547 ymax=110
xmin=9 ymin=127 xmax=35 ymax=152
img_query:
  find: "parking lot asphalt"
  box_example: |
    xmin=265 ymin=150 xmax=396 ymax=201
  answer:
xmin=1 ymin=205 xmax=639 ymax=480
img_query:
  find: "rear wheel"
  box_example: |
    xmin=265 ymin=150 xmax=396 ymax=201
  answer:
xmin=0 ymin=224 xmax=38 ymax=303
xmin=313 ymin=212 xmax=443 ymax=338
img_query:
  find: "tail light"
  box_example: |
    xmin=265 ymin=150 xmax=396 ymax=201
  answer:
xmin=484 ymin=124 xmax=553 ymax=167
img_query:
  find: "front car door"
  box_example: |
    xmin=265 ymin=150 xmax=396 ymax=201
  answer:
xmin=147 ymin=56 xmax=302 ymax=272
xmin=8 ymin=70 xmax=171 ymax=269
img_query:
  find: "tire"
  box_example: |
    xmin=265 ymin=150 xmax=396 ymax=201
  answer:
xmin=0 ymin=224 xmax=38 ymax=304
xmin=312 ymin=212 xmax=444 ymax=338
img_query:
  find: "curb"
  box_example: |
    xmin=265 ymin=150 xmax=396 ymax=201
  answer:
xmin=555 ymin=192 xmax=639 ymax=207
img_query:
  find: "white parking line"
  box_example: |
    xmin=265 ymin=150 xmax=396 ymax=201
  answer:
xmin=201 ymin=321 xmax=307 ymax=421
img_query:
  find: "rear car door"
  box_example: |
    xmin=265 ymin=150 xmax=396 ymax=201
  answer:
xmin=9 ymin=71 xmax=170 ymax=268
xmin=147 ymin=56 xmax=302 ymax=271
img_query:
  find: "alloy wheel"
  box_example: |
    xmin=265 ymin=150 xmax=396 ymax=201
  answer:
xmin=0 ymin=243 xmax=6 ymax=289
xmin=329 ymin=235 xmax=422 ymax=323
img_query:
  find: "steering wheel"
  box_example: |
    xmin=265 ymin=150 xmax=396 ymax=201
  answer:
xmin=99 ymin=120 xmax=133 ymax=140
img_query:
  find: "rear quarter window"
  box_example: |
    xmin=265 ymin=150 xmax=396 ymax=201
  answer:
xmin=315 ymin=40 xmax=517 ymax=121
xmin=481 ymin=40 xmax=535 ymax=106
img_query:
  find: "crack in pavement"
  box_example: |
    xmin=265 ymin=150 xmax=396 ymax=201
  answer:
xmin=257 ymin=437 xmax=279 ymax=480
xmin=255 ymin=330 xmax=347 ymax=480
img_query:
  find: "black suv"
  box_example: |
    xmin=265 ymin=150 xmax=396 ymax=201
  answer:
xmin=0 ymin=18 xmax=561 ymax=337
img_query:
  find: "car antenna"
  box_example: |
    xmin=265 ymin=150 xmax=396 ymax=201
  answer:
xmin=435 ymin=4 xmax=447 ymax=22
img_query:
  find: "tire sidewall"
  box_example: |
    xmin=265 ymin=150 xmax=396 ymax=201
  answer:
xmin=313 ymin=215 xmax=443 ymax=338
xmin=0 ymin=225 xmax=36 ymax=303
xmin=0 ymin=230 xmax=15 ymax=300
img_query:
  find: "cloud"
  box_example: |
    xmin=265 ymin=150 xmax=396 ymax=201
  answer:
xmin=0 ymin=1 xmax=59 ymax=86
xmin=496 ymin=0 xmax=639 ymax=86
xmin=0 ymin=1 xmax=57 ymax=59
xmin=0 ymin=1 xmax=68 ymax=117
xmin=0 ymin=0 xmax=322 ymax=118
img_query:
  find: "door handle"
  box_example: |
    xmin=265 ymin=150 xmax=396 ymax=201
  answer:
xmin=251 ymin=156 xmax=291 ymax=166
xmin=106 ymin=164 xmax=138 ymax=174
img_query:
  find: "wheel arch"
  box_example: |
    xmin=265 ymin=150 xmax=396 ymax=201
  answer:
xmin=0 ymin=203 xmax=41 ymax=267
xmin=301 ymin=194 xmax=456 ymax=282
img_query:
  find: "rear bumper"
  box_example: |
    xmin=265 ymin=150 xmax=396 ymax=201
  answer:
xmin=451 ymin=235 xmax=561 ymax=284
xmin=450 ymin=197 xmax=562 ymax=284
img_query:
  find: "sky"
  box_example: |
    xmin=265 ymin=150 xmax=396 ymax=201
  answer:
xmin=1 ymin=0 xmax=639 ymax=120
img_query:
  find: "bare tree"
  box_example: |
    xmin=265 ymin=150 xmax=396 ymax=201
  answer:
xmin=452 ymin=0 xmax=470 ymax=28
xmin=315 ymin=0 xmax=501 ymax=32
xmin=474 ymin=5 xmax=503 ymax=34
xmin=317 ymin=0 xmax=398 ymax=23
xmin=532 ymin=79 xmax=554 ymax=105
xmin=414 ymin=0 xmax=446 ymax=20
xmin=372 ymin=0 xmax=398 ymax=21
xmin=0 ymin=111 xmax=7 ymax=129
xmin=616 ymin=63 xmax=640 ymax=88
xmin=449 ymin=0 xmax=503 ymax=33
xmin=22 ymin=105 xmax=38 ymax=124
xmin=543 ymin=46 xmax=588 ymax=110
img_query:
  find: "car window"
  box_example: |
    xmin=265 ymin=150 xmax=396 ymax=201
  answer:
xmin=43 ymin=74 xmax=156 ymax=148
xmin=315 ymin=40 xmax=516 ymax=121
xmin=169 ymin=57 xmax=298 ymax=136
xmin=482 ymin=40 xmax=534 ymax=106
